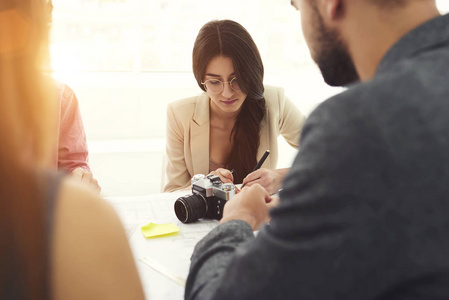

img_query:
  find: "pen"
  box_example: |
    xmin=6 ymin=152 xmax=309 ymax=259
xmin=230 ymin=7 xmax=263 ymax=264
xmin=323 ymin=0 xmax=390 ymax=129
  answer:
xmin=241 ymin=150 xmax=270 ymax=188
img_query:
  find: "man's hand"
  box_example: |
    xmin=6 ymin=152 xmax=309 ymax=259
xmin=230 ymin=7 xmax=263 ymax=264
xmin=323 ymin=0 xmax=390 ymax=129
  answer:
xmin=220 ymin=184 xmax=279 ymax=230
xmin=70 ymin=167 xmax=101 ymax=194
xmin=242 ymin=168 xmax=289 ymax=195
xmin=208 ymin=168 xmax=234 ymax=184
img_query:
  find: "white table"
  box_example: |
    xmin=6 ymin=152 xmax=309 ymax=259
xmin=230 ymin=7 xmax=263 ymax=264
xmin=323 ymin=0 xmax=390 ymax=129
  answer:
xmin=107 ymin=192 xmax=218 ymax=300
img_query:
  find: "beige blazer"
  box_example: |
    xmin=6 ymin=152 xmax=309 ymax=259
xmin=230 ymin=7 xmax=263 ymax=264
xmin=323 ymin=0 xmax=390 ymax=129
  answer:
xmin=163 ymin=85 xmax=306 ymax=192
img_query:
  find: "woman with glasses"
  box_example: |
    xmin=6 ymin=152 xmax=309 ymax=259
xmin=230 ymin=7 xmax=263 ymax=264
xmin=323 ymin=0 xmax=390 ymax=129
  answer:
xmin=0 ymin=1 xmax=144 ymax=299
xmin=164 ymin=19 xmax=306 ymax=195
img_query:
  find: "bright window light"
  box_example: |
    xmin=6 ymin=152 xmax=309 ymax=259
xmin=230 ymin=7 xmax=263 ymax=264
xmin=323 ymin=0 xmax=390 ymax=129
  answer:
xmin=50 ymin=0 xmax=308 ymax=74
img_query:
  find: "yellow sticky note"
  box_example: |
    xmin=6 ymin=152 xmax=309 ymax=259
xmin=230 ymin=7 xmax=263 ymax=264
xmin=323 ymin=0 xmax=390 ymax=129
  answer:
xmin=141 ymin=223 xmax=180 ymax=238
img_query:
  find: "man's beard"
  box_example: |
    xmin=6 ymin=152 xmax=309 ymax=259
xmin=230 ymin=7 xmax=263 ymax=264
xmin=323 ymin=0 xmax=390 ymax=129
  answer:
xmin=312 ymin=10 xmax=360 ymax=87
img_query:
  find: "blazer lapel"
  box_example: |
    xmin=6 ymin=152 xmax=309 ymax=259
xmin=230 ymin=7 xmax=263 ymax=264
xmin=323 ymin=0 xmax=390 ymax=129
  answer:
xmin=191 ymin=93 xmax=210 ymax=175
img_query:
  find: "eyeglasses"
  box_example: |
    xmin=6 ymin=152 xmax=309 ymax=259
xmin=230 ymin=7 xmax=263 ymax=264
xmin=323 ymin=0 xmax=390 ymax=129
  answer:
xmin=201 ymin=78 xmax=240 ymax=94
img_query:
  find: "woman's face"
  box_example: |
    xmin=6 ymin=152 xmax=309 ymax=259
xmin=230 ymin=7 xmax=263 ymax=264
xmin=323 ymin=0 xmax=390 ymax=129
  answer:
xmin=204 ymin=55 xmax=247 ymax=117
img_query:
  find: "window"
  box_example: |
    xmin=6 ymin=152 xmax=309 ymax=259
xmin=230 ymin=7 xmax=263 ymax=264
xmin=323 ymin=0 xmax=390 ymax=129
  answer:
xmin=50 ymin=0 xmax=449 ymax=140
xmin=49 ymin=1 xmax=449 ymax=196
xmin=51 ymin=0 xmax=309 ymax=73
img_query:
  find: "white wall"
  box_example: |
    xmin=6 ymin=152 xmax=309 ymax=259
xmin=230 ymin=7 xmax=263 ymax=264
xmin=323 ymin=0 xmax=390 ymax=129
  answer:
xmin=51 ymin=1 xmax=447 ymax=197
xmin=56 ymin=68 xmax=341 ymax=197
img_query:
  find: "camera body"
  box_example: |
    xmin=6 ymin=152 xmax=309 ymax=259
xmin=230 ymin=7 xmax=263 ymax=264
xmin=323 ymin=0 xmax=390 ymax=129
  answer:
xmin=174 ymin=174 xmax=235 ymax=223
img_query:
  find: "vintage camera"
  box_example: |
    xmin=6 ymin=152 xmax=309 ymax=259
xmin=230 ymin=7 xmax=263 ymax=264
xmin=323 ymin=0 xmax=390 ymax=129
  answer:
xmin=174 ymin=174 xmax=235 ymax=223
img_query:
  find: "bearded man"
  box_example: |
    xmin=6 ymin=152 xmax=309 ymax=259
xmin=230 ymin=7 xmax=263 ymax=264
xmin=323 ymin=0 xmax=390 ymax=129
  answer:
xmin=185 ymin=1 xmax=449 ymax=299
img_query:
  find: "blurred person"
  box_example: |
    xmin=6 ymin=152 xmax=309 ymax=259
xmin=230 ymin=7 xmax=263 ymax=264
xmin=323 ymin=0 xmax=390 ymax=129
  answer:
xmin=185 ymin=0 xmax=449 ymax=299
xmin=44 ymin=0 xmax=100 ymax=193
xmin=164 ymin=19 xmax=306 ymax=194
xmin=0 ymin=1 xmax=144 ymax=299
xmin=52 ymin=80 xmax=100 ymax=193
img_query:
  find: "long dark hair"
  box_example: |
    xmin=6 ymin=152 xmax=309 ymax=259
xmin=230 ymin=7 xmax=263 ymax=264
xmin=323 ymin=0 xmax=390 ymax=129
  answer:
xmin=1 ymin=0 xmax=55 ymax=298
xmin=192 ymin=20 xmax=266 ymax=183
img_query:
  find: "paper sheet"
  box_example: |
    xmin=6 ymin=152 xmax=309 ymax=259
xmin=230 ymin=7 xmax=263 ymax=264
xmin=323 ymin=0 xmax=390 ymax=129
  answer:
xmin=106 ymin=192 xmax=218 ymax=299
xmin=139 ymin=257 xmax=186 ymax=287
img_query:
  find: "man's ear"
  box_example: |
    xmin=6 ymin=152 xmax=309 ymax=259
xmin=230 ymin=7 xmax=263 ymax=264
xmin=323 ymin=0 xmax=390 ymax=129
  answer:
xmin=323 ymin=0 xmax=344 ymax=20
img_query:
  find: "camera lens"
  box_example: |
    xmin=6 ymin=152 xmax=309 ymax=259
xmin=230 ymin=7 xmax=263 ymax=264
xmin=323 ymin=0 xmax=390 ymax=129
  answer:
xmin=174 ymin=194 xmax=208 ymax=223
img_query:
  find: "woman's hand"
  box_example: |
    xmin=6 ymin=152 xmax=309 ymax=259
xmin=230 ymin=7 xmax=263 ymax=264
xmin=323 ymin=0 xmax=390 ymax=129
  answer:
xmin=241 ymin=168 xmax=289 ymax=195
xmin=208 ymin=168 xmax=234 ymax=184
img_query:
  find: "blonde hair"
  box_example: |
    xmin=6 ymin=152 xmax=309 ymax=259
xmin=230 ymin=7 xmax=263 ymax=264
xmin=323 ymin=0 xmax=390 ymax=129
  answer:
xmin=1 ymin=2 xmax=57 ymax=298
xmin=0 ymin=0 xmax=55 ymax=168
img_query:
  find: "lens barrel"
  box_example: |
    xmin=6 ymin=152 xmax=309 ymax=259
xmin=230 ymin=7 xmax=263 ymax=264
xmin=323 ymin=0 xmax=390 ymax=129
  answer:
xmin=174 ymin=194 xmax=208 ymax=223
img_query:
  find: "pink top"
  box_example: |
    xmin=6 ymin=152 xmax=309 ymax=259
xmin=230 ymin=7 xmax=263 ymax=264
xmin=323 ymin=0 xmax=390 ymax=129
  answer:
xmin=52 ymin=81 xmax=90 ymax=173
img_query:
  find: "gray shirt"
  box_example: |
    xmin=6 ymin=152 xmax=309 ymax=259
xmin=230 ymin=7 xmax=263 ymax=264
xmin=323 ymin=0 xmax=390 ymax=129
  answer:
xmin=185 ymin=13 xmax=449 ymax=300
